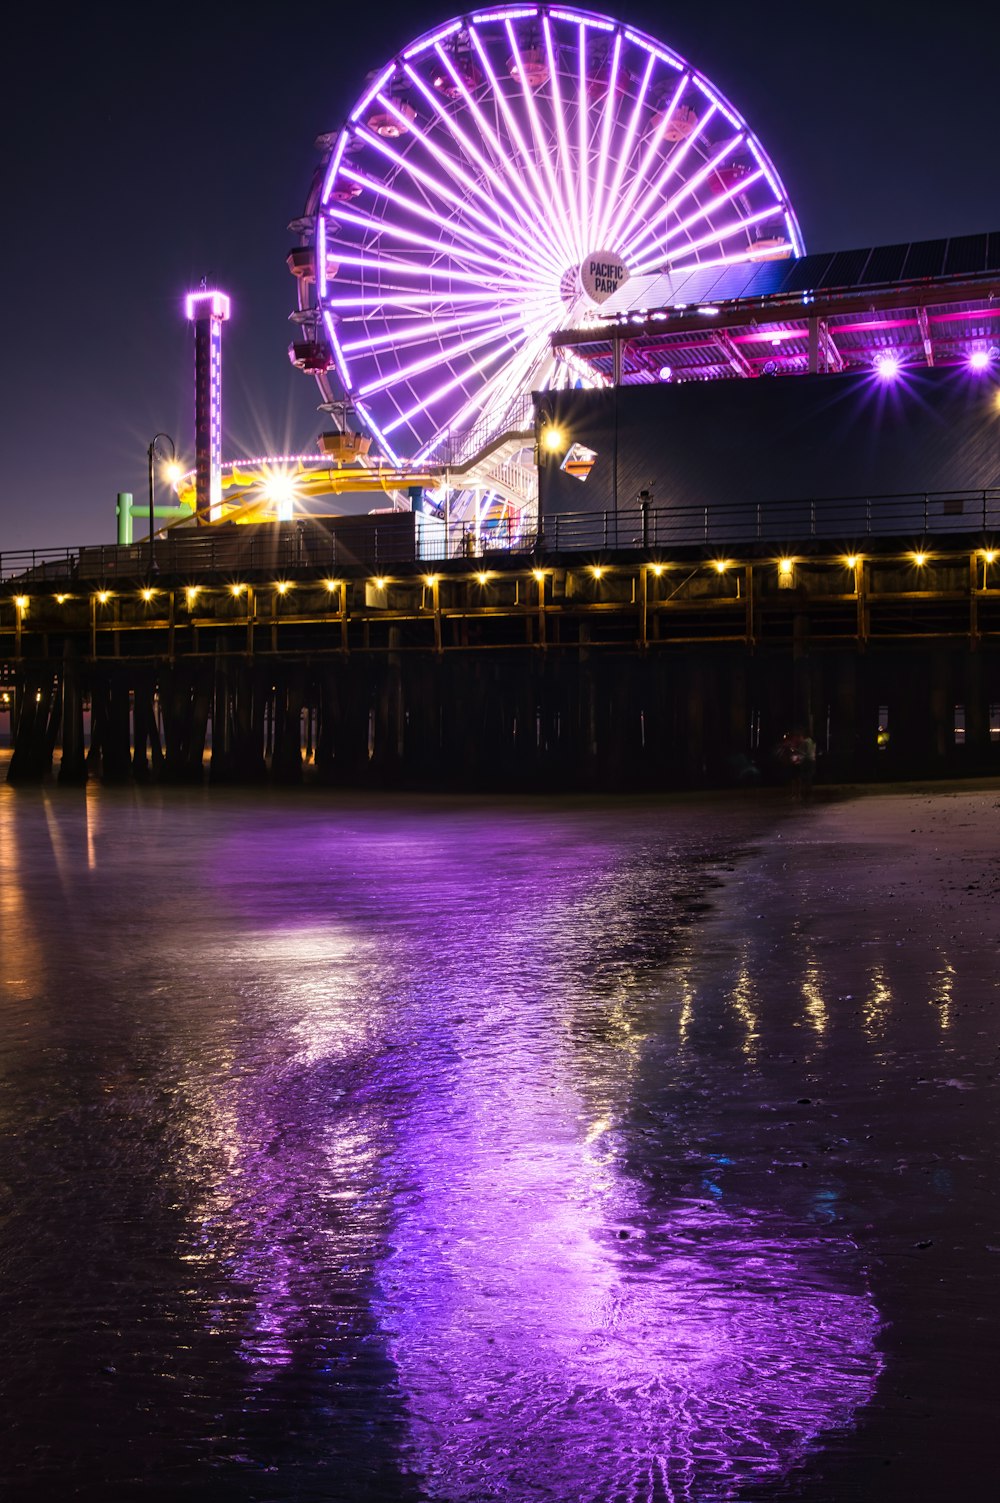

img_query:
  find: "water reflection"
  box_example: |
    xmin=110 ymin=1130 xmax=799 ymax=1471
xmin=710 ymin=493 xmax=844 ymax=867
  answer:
xmin=0 ymin=791 xmax=917 ymax=1499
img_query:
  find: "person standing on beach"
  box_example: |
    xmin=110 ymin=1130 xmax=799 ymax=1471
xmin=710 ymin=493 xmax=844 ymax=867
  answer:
xmin=777 ymin=728 xmax=817 ymax=797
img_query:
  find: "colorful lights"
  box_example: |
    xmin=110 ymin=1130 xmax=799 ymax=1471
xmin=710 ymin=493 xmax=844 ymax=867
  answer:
xmin=293 ymin=7 xmax=801 ymax=464
xmin=873 ymin=351 xmax=901 ymax=381
xmin=969 ymin=348 xmax=995 ymax=372
xmin=658 ymin=365 xmax=673 ymax=381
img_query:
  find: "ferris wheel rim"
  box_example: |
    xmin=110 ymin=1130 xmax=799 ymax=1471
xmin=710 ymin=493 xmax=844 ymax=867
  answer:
xmin=295 ymin=4 xmax=803 ymax=466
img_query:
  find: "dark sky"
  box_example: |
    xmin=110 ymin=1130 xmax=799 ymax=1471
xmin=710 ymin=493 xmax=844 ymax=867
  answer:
xmin=3 ymin=0 xmax=997 ymax=552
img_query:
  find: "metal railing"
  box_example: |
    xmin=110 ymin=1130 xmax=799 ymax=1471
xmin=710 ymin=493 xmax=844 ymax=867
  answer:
xmin=3 ymin=487 xmax=1000 ymax=582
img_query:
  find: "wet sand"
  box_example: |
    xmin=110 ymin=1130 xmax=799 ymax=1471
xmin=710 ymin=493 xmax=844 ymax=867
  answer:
xmin=702 ymin=781 xmax=1000 ymax=1500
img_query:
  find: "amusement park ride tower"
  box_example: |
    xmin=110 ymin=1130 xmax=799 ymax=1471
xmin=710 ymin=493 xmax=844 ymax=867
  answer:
xmin=185 ymin=288 xmax=231 ymax=525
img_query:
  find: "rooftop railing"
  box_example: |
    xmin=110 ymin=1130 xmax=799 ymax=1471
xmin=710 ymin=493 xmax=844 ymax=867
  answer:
xmin=3 ymin=486 xmax=999 ymax=583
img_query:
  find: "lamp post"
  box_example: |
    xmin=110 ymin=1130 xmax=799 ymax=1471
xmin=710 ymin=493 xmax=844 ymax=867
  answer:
xmin=147 ymin=432 xmax=176 ymax=577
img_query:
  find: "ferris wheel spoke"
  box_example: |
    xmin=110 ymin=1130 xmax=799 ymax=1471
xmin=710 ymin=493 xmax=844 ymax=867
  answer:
xmin=355 ymin=123 xmax=556 ymax=276
xmin=587 ymin=29 xmax=623 ymax=249
xmin=328 ymin=203 xmax=525 ymax=277
xmin=604 ymin=69 xmax=689 ymax=251
xmin=357 ymin=306 xmax=540 ymax=399
xmin=626 ymin=131 xmax=745 ymax=263
xmin=341 ymin=307 xmax=516 ymax=355
xmin=503 ymin=19 xmax=581 ymax=264
xmin=633 ymin=204 xmax=784 ymax=276
xmin=468 ymin=25 xmax=576 ymax=269
xmin=383 ymin=328 xmax=530 ymax=438
xmin=405 ymin=56 xmax=566 ymax=268
xmin=636 ymin=168 xmax=768 ymax=267
xmin=335 ymin=167 xmax=561 ymax=280
xmin=592 ymin=48 xmax=656 ymax=250
xmin=614 ymin=101 xmax=718 ymax=258
xmin=540 ymin=17 xmax=583 ymax=258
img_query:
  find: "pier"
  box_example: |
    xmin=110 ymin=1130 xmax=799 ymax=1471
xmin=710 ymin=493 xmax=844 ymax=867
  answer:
xmin=4 ymin=493 xmax=1000 ymax=788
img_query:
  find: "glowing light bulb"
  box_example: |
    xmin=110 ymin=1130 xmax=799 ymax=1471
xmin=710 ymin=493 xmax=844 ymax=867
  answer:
xmin=591 ymin=565 xmax=604 ymax=579
xmin=476 ymin=571 xmax=490 ymax=585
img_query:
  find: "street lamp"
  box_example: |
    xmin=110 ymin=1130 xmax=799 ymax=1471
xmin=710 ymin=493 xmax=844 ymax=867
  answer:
xmin=147 ymin=433 xmax=176 ymax=577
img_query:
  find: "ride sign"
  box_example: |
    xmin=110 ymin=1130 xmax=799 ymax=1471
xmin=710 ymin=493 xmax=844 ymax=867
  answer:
xmin=581 ymin=252 xmax=629 ymax=305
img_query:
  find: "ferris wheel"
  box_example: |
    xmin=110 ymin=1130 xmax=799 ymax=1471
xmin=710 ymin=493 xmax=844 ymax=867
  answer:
xmin=289 ymin=5 xmax=802 ymax=468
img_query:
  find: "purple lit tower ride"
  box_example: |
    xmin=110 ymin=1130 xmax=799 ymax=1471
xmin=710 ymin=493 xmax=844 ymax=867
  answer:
xmin=185 ymin=289 xmax=231 ymax=525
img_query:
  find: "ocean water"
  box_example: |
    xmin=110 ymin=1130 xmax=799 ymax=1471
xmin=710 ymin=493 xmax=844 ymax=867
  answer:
xmin=0 ymin=786 xmax=995 ymax=1500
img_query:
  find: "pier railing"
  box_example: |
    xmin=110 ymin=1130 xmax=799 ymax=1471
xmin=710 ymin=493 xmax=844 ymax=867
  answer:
xmin=3 ymin=487 xmax=1000 ymax=582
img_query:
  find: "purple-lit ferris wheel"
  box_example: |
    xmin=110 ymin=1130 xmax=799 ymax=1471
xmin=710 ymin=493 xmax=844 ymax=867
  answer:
xmin=290 ymin=5 xmax=802 ymax=468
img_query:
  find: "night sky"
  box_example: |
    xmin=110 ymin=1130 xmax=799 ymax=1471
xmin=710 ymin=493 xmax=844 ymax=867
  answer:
xmin=3 ymin=0 xmax=997 ymax=553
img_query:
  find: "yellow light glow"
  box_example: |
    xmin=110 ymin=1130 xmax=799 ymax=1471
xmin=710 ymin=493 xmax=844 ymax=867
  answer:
xmin=324 ymin=579 xmax=339 ymax=592
xmin=185 ymin=586 xmax=199 ymax=604
xmin=913 ymin=552 xmax=927 ymax=567
xmin=163 ymin=460 xmax=183 ymax=486
xmin=845 ymin=555 xmax=858 ymax=570
xmin=714 ymin=560 xmax=729 ymax=574
xmin=424 ymin=574 xmax=438 ymax=587
xmin=55 ymin=594 xmax=69 ymax=604
xmin=140 ymin=587 xmax=155 ymax=602
xmin=982 ymin=550 xmax=996 ymax=565
xmin=14 ymin=595 xmax=28 ymax=610
xmin=591 ymin=565 xmax=604 ymax=579
xmin=532 ymin=568 xmax=546 ymax=583
xmin=373 ymin=577 xmax=387 ymax=590
xmin=96 ymin=591 xmax=110 ymax=604
xmin=541 ymin=425 xmax=566 ymax=452
xmin=476 ymin=571 xmax=490 ymax=585
xmin=229 ymin=582 xmax=246 ymax=596
xmin=649 ymin=563 xmax=665 ymax=576
xmin=275 ymin=581 xmax=291 ymax=595
xmin=778 ymin=558 xmax=794 ymax=575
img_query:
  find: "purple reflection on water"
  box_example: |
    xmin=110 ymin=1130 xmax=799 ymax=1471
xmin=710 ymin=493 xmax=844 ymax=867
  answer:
xmin=200 ymin=805 xmax=882 ymax=1496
